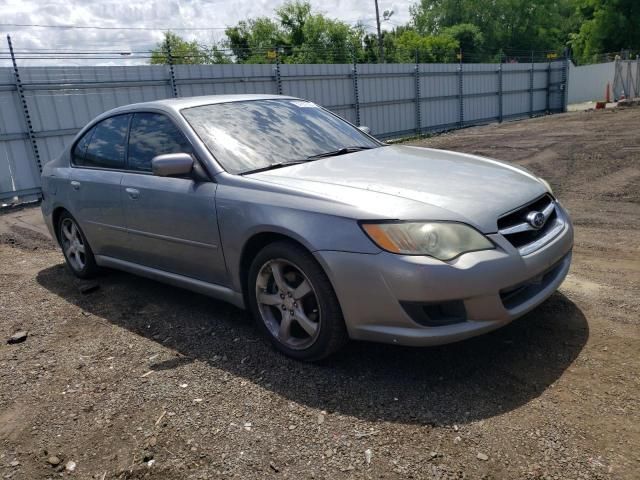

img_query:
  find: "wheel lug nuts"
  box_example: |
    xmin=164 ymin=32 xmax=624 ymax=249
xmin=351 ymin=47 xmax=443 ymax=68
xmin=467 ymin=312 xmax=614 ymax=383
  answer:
xmin=290 ymin=310 xmax=294 ymax=315
xmin=281 ymin=305 xmax=286 ymax=310
xmin=280 ymin=294 xmax=285 ymax=299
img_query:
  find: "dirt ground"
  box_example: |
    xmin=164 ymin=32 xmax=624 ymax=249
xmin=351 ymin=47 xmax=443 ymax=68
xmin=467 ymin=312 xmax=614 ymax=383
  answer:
xmin=1 ymin=107 xmax=639 ymax=480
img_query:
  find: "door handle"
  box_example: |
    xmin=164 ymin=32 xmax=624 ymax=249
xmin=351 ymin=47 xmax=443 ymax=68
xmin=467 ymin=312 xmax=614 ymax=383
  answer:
xmin=70 ymin=180 xmax=81 ymax=190
xmin=125 ymin=187 xmax=140 ymax=199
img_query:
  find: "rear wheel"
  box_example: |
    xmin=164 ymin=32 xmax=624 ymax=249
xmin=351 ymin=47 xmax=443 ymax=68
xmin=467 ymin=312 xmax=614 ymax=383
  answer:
xmin=248 ymin=241 xmax=348 ymax=361
xmin=58 ymin=212 xmax=98 ymax=279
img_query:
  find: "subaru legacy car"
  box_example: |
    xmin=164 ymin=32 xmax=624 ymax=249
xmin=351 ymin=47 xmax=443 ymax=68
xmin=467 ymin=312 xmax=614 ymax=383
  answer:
xmin=41 ymin=94 xmax=573 ymax=360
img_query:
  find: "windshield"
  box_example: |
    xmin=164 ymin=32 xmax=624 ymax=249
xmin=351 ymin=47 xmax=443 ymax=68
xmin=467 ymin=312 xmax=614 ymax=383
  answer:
xmin=181 ymin=99 xmax=380 ymax=174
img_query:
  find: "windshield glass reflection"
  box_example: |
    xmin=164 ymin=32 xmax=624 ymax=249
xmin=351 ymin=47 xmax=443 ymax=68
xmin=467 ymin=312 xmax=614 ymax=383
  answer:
xmin=182 ymin=99 xmax=379 ymax=174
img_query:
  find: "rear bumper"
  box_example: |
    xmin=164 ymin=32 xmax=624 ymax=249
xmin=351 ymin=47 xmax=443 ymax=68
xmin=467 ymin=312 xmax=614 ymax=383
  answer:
xmin=314 ymin=204 xmax=573 ymax=347
xmin=40 ymin=200 xmax=57 ymax=244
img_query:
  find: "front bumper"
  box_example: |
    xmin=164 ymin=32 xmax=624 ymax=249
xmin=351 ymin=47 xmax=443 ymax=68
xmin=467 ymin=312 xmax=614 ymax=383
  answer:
xmin=314 ymin=204 xmax=573 ymax=347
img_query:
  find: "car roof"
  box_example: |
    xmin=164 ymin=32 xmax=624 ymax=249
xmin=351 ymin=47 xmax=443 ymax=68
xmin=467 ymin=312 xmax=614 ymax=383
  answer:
xmin=103 ymin=94 xmax=300 ymax=117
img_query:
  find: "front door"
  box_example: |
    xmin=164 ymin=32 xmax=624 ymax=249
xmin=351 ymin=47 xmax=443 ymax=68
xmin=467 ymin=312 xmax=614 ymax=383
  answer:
xmin=120 ymin=112 xmax=227 ymax=286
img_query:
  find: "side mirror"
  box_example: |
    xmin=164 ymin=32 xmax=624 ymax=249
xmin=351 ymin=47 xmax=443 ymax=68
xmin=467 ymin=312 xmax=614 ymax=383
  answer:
xmin=358 ymin=125 xmax=371 ymax=135
xmin=151 ymin=153 xmax=194 ymax=177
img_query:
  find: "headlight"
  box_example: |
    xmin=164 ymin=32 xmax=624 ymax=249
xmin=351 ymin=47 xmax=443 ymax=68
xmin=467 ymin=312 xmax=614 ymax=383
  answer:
xmin=360 ymin=222 xmax=494 ymax=260
xmin=539 ymin=177 xmax=553 ymax=194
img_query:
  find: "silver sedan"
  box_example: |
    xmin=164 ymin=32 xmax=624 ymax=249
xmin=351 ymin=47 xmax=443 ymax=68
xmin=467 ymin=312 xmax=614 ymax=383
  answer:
xmin=41 ymin=94 xmax=573 ymax=360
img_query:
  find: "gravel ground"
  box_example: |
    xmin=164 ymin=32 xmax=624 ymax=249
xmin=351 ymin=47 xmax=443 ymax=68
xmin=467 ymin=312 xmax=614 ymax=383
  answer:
xmin=1 ymin=107 xmax=639 ymax=480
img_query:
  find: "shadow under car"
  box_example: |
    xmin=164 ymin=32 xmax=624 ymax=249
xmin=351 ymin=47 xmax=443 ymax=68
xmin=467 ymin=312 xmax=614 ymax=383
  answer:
xmin=36 ymin=263 xmax=588 ymax=426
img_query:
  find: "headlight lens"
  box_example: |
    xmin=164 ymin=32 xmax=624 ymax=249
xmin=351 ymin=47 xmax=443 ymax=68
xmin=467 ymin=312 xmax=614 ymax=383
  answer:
xmin=539 ymin=177 xmax=553 ymax=194
xmin=361 ymin=222 xmax=494 ymax=260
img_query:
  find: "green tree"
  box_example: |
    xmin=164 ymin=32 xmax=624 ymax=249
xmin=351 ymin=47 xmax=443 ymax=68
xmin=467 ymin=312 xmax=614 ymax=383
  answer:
xmin=150 ymin=32 xmax=221 ymax=64
xmin=277 ymin=1 xmax=312 ymax=47
xmin=441 ymin=23 xmax=484 ymax=59
xmin=362 ymin=33 xmax=381 ymax=63
xmin=226 ymin=18 xmax=287 ymax=63
xmin=285 ymin=14 xmax=364 ymax=63
xmin=393 ymin=30 xmax=459 ymax=62
xmin=570 ymin=0 xmax=640 ymax=63
xmin=153 ymin=0 xmax=628 ymax=67
xmin=224 ymin=1 xmax=364 ymax=64
xmin=410 ymin=0 xmax=573 ymax=59
xmin=362 ymin=26 xmax=459 ymax=63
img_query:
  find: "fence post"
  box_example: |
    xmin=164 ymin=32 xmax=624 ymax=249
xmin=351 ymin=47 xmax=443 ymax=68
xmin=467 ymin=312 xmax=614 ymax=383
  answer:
xmin=562 ymin=55 xmax=569 ymax=112
xmin=627 ymin=58 xmax=635 ymax=98
xmin=7 ymin=35 xmax=42 ymax=174
xmin=618 ymin=57 xmax=628 ymax=99
xmin=166 ymin=38 xmax=178 ymax=98
xmin=414 ymin=49 xmax=421 ymax=135
xmin=546 ymin=61 xmax=551 ymax=113
xmin=613 ymin=56 xmax=620 ymax=100
xmin=529 ymin=51 xmax=534 ymax=117
xmin=352 ymin=56 xmax=361 ymax=127
xmin=498 ymin=61 xmax=503 ymax=123
xmin=457 ymin=51 xmax=463 ymax=128
xmin=636 ymin=55 xmax=640 ymax=99
xmin=274 ymin=52 xmax=283 ymax=95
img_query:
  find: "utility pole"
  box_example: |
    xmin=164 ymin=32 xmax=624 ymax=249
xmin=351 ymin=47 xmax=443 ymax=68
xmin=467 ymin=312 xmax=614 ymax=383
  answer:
xmin=374 ymin=0 xmax=384 ymax=63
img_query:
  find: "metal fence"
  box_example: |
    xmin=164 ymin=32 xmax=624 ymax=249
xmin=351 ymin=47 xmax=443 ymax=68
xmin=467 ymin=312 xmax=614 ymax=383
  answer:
xmin=0 ymin=57 xmax=568 ymax=205
xmin=568 ymin=61 xmax=615 ymax=104
xmin=613 ymin=57 xmax=640 ymax=101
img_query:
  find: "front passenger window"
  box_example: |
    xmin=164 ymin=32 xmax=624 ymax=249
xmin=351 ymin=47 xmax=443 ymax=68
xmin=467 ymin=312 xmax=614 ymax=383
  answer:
xmin=127 ymin=113 xmax=193 ymax=172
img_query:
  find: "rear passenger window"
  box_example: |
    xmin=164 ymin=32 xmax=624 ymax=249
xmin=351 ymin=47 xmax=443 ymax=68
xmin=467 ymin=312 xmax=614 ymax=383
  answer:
xmin=83 ymin=114 xmax=130 ymax=169
xmin=127 ymin=113 xmax=193 ymax=172
xmin=71 ymin=126 xmax=95 ymax=166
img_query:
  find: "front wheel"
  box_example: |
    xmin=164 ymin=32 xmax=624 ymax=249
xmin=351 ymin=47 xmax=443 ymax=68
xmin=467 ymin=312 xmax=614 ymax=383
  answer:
xmin=248 ymin=241 xmax=348 ymax=361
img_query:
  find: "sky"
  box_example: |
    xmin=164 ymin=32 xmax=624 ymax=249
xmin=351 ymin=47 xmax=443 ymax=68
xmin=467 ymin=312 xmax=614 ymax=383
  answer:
xmin=0 ymin=0 xmax=413 ymax=65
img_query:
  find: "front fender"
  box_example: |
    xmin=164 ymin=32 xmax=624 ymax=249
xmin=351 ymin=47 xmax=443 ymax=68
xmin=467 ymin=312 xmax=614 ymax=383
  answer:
xmin=215 ymin=183 xmax=381 ymax=292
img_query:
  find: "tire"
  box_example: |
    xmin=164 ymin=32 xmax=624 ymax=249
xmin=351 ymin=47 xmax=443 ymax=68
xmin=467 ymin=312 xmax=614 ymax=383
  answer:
xmin=248 ymin=241 xmax=348 ymax=361
xmin=58 ymin=211 xmax=99 ymax=279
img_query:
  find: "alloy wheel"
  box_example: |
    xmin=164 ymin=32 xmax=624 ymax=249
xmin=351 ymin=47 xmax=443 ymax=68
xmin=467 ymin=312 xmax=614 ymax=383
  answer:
xmin=255 ymin=258 xmax=321 ymax=350
xmin=60 ymin=217 xmax=86 ymax=272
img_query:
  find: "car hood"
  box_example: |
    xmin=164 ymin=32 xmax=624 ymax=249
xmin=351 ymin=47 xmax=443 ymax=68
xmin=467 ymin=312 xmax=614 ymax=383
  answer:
xmin=248 ymin=145 xmax=547 ymax=233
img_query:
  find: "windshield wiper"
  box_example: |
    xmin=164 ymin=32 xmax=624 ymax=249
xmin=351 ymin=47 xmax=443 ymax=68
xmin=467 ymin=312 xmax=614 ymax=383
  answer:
xmin=240 ymin=145 xmax=379 ymax=175
xmin=240 ymin=160 xmax=307 ymax=175
xmin=305 ymin=145 xmax=376 ymax=160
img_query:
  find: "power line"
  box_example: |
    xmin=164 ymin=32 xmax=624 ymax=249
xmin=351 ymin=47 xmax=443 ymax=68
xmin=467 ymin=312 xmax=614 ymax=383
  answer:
xmin=0 ymin=21 xmax=373 ymax=33
xmin=0 ymin=23 xmax=229 ymax=31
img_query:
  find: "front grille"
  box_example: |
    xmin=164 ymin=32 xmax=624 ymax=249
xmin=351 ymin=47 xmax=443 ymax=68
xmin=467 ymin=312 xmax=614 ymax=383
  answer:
xmin=498 ymin=194 xmax=562 ymax=254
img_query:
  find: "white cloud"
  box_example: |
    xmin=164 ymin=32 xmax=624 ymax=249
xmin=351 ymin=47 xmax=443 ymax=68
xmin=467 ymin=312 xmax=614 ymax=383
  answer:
xmin=0 ymin=0 xmax=413 ymax=65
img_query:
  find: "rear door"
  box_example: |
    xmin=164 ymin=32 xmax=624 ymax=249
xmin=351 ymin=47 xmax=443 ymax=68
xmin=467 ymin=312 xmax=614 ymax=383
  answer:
xmin=120 ymin=112 xmax=227 ymax=285
xmin=70 ymin=114 xmax=130 ymax=258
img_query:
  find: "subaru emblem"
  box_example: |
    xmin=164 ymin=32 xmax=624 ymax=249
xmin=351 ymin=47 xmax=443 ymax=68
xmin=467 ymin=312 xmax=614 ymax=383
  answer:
xmin=526 ymin=211 xmax=546 ymax=229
